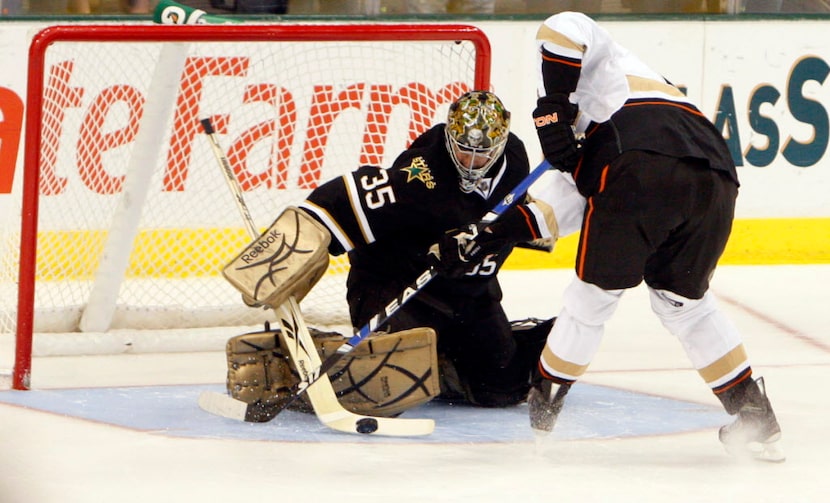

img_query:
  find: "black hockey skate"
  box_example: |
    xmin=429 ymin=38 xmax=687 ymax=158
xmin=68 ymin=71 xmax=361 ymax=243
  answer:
xmin=718 ymin=377 xmax=785 ymax=462
xmin=528 ymin=377 xmax=570 ymax=435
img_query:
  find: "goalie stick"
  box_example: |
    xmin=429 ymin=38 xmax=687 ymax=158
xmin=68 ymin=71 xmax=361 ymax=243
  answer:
xmin=198 ymin=118 xmax=434 ymax=436
xmin=214 ymin=153 xmax=555 ymax=422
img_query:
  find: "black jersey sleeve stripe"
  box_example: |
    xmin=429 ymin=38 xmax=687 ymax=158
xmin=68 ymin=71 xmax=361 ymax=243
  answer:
xmin=299 ymin=200 xmax=354 ymax=254
xmin=343 ymin=172 xmax=377 ymax=245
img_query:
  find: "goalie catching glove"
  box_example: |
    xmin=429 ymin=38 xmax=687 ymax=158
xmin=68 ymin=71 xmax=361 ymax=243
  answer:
xmin=226 ymin=325 xmax=440 ymax=419
xmin=429 ymin=223 xmax=510 ymax=278
xmin=429 ymin=198 xmax=557 ymax=278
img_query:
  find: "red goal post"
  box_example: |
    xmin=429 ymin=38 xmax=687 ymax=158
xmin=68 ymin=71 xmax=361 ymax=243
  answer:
xmin=4 ymin=23 xmax=491 ymax=390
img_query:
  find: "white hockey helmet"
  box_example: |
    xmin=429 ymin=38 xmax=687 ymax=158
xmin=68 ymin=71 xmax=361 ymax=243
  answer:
xmin=444 ymin=91 xmax=511 ymax=193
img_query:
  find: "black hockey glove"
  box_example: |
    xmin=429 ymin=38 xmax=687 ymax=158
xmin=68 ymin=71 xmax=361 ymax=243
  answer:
xmin=429 ymin=223 xmax=509 ymax=279
xmin=533 ymin=94 xmax=582 ymax=172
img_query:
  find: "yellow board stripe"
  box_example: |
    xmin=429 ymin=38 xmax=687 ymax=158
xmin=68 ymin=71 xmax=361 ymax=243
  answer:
xmin=28 ymin=217 xmax=830 ymax=281
xmin=719 ymin=217 xmax=830 ymax=265
xmin=34 ymin=228 xmax=249 ymax=280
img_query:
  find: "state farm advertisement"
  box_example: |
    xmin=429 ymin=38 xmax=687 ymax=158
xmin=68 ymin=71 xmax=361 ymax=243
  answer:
xmin=1 ymin=18 xmax=829 ymax=223
xmin=1 ymin=24 xmax=475 ymax=229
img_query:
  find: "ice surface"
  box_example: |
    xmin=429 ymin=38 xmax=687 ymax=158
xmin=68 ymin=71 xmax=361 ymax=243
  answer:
xmin=1 ymin=266 xmax=828 ymax=502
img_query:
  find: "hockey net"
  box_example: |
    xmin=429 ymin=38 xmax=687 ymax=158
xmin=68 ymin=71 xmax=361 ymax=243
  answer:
xmin=1 ymin=23 xmax=490 ymax=389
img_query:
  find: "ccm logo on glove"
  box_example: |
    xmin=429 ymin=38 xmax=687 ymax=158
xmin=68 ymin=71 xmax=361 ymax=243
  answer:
xmin=534 ymin=112 xmax=564 ymax=127
xmin=532 ymin=94 xmax=582 ymax=172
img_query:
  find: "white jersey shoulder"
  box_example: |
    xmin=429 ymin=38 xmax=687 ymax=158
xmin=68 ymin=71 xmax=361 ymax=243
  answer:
xmin=536 ymin=11 xmax=694 ymax=130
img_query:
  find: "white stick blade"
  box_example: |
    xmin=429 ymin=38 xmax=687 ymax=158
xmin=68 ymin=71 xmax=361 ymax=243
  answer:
xmin=198 ymin=391 xmax=248 ymax=421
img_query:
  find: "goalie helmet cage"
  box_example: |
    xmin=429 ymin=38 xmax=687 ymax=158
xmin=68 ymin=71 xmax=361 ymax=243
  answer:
xmin=4 ymin=23 xmax=491 ymax=390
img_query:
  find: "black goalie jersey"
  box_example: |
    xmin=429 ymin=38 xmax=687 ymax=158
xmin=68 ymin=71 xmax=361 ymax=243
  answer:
xmin=299 ymin=124 xmax=544 ymax=325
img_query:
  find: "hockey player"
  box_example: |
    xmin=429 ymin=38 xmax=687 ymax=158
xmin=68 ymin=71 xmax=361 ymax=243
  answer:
xmin=297 ymin=90 xmax=560 ymax=408
xmin=516 ymin=11 xmax=783 ymax=461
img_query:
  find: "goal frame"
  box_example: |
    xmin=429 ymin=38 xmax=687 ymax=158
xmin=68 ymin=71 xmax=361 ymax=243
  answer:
xmin=12 ymin=23 xmax=491 ymax=390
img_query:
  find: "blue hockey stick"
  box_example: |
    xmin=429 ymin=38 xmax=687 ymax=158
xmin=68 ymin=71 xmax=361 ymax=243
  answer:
xmin=246 ymin=158 xmax=555 ymax=420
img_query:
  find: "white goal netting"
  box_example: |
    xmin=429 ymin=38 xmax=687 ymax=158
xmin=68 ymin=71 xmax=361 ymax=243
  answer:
xmin=0 ymin=23 xmax=490 ymax=388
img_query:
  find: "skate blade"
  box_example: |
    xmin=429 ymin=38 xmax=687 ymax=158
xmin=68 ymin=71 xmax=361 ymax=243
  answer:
xmin=752 ymin=439 xmax=786 ymax=463
xmin=724 ymin=436 xmax=786 ymax=463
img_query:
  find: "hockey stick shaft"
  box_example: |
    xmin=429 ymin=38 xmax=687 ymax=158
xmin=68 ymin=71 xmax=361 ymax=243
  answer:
xmin=201 ymin=119 xmax=258 ymax=238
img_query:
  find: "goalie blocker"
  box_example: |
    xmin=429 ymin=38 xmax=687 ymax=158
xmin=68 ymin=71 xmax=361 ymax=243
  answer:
xmin=227 ymin=325 xmax=440 ymax=418
xmin=223 ymin=207 xmax=330 ymax=310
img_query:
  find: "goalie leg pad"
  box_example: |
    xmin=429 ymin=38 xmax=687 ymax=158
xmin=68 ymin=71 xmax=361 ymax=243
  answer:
xmin=223 ymin=207 xmax=331 ymax=309
xmin=320 ymin=327 xmax=440 ymax=417
xmin=226 ymin=327 xmax=440 ymax=417
xmin=225 ymin=330 xmax=301 ymax=417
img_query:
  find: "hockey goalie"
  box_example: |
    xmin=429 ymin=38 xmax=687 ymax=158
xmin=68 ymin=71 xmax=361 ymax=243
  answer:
xmin=220 ymin=91 xmax=560 ymax=420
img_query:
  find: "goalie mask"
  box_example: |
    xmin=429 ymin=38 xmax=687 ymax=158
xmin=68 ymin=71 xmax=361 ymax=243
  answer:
xmin=445 ymin=91 xmax=511 ymax=193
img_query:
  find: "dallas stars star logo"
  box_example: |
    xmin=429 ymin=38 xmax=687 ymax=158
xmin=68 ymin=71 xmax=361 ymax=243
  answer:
xmin=400 ymin=157 xmax=436 ymax=189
